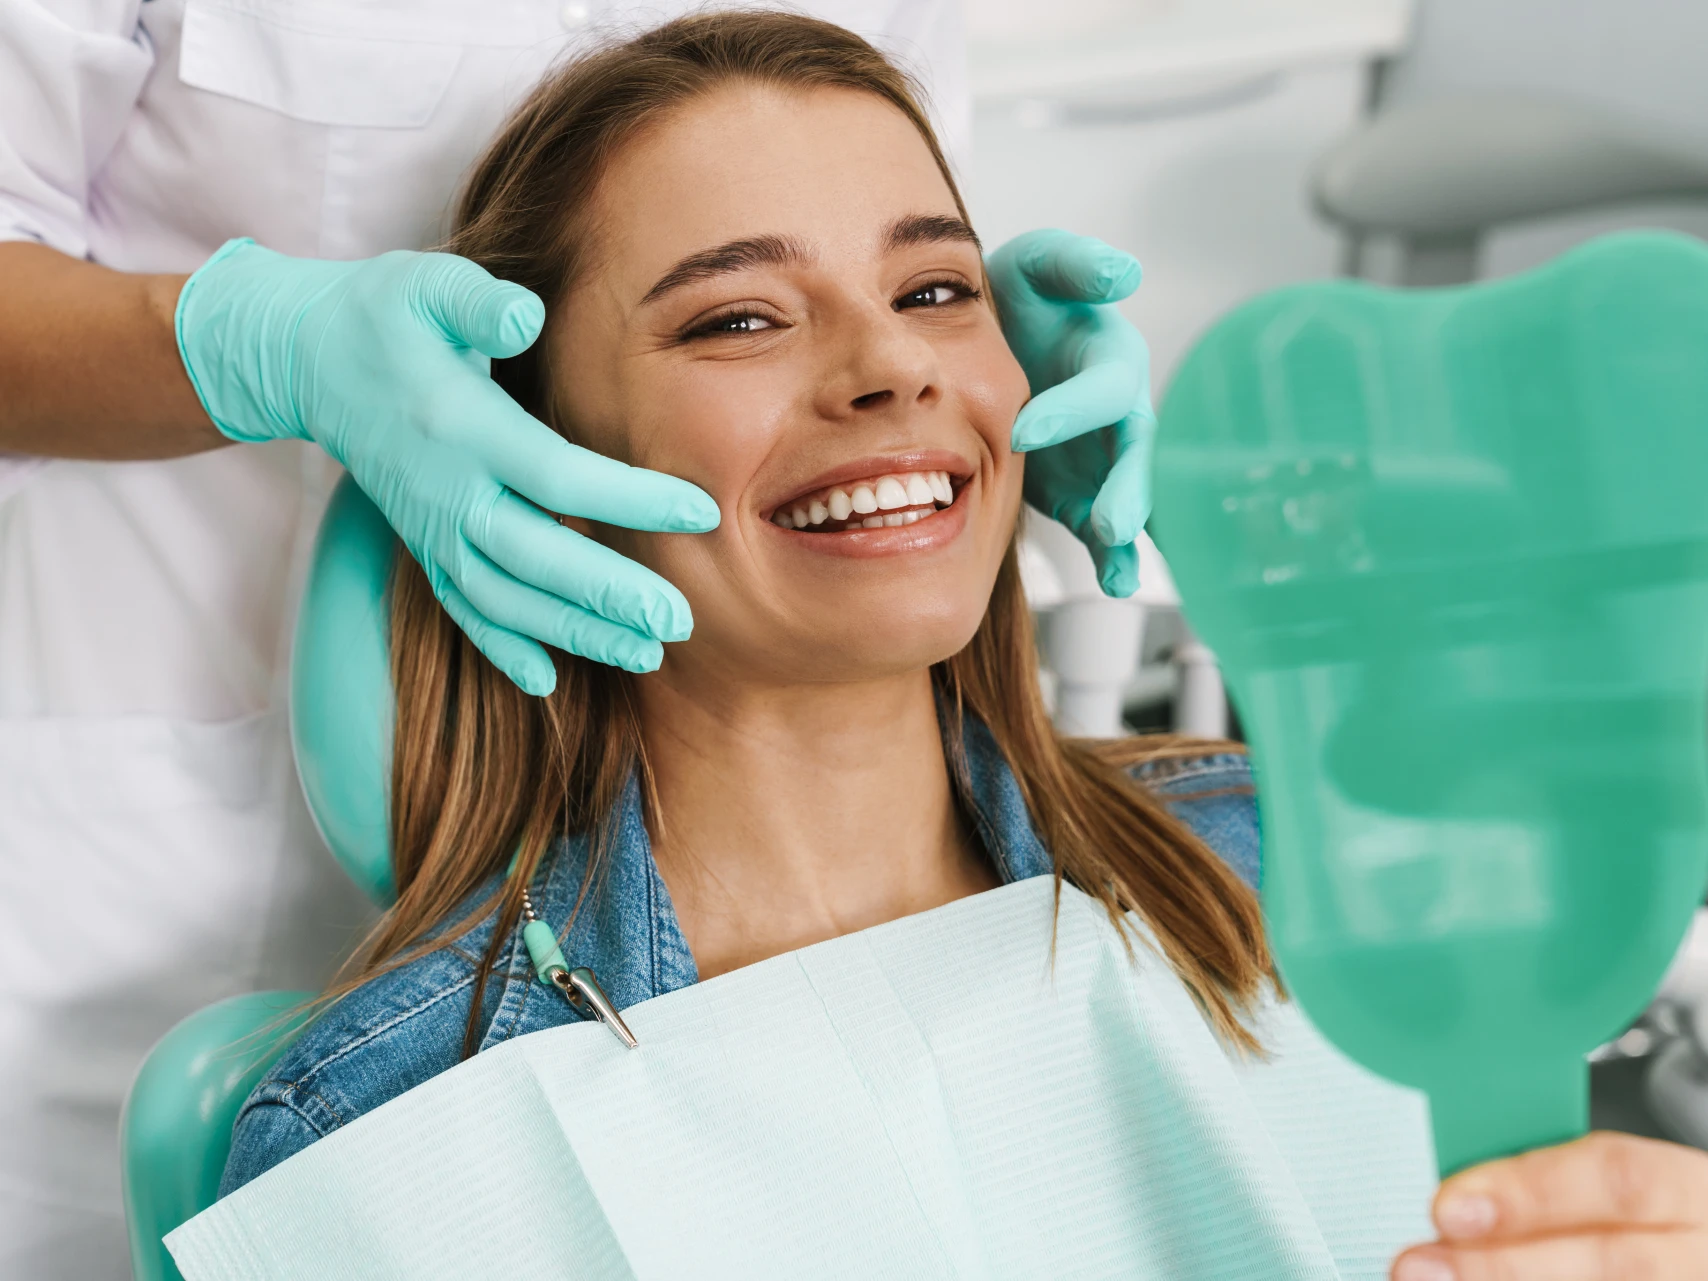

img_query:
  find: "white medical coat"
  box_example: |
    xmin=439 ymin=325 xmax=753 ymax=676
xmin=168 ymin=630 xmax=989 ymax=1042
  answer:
xmin=0 ymin=2 xmax=967 ymax=1275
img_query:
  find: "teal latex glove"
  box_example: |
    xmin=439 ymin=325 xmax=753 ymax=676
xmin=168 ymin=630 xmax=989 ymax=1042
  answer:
xmin=175 ymin=238 xmax=720 ymax=695
xmin=988 ymin=229 xmax=1154 ymax=597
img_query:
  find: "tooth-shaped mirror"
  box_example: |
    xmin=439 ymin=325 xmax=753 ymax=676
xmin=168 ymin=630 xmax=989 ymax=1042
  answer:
xmin=1153 ymin=232 xmax=1708 ymax=1174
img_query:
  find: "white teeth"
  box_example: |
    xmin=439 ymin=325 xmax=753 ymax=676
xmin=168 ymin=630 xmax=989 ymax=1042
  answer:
xmin=776 ymin=470 xmax=955 ymax=532
xmin=874 ymin=476 xmax=909 ymax=510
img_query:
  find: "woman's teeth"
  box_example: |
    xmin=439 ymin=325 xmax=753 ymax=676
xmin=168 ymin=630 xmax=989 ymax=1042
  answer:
xmin=773 ymin=470 xmax=955 ymax=531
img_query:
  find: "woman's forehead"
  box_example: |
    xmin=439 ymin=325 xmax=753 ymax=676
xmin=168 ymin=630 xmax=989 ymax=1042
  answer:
xmin=588 ymin=83 xmax=965 ymax=300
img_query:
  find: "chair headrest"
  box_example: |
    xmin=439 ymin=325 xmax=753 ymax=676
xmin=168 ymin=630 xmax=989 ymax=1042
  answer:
xmin=290 ymin=475 xmax=396 ymax=905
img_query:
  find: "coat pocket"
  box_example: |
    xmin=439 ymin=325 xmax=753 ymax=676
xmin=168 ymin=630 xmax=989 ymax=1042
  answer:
xmin=179 ymin=0 xmax=464 ymax=129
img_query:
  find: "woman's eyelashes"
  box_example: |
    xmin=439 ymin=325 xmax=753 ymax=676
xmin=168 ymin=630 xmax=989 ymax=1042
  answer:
xmin=676 ymin=275 xmax=982 ymax=343
xmin=894 ymin=277 xmax=981 ymax=311
xmin=680 ymin=305 xmax=786 ymax=340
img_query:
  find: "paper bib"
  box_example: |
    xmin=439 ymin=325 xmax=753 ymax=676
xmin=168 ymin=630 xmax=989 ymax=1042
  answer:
xmin=169 ymin=877 xmax=1437 ymax=1279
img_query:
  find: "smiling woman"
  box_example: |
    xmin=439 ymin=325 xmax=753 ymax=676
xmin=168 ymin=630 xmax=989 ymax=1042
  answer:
xmin=217 ymin=9 xmax=1269 ymax=1198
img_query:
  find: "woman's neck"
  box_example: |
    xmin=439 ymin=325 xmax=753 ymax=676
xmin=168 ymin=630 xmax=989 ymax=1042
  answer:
xmin=637 ymin=667 xmax=999 ymax=980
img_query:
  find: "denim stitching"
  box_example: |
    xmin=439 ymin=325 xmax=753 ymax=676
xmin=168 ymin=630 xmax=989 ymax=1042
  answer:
xmin=647 ymin=842 xmax=663 ymax=996
xmin=288 ymin=970 xmax=479 ymax=1083
xmin=1146 ymin=763 xmax=1254 ymax=792
xmin=1134 ymin=753 xmax=1249 ymax=784
xmin=278 ymin=1083 xmax=347 ymax=1131
xmin=480 ymin=924 xmax=531 ymax=1048
xmin=232 ymin=1084 xmax=345 ymax=1140
xmin=502 ymin=970 xmax=536 ymax=1041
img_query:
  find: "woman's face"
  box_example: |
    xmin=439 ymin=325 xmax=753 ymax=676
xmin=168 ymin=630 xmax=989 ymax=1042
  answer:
xmin=551 ymin=82 xmax=1029 ymax=686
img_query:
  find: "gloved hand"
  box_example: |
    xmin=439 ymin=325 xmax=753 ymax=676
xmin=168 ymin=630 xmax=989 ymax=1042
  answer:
xmin=987 ymin=229 xmax=1154 ymax=597
xmin=175 ymin=238 xmax=720 ymax=695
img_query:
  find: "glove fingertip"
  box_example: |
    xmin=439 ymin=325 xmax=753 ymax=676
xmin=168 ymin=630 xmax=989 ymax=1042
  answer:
xmin=511 ymin=654 xmax=558 ymax=697
xmin=1099 ymin=558 xmax=1139 ymax=599
xmin=668 ymin=490 xmax=722 ymax=533
xmin=1012 ymin=403 xmax=1073 ymax=452
xmin=640 ymin=592 xmax=693 ymax=644
xmin=663 ymin=604 xmax=694 ymax=644
xmin=1090 ymin=491 xmax=1145 ymax=548
xmin=486 ymin=645 xmax=557 ymax=697
xmin=624 ymin=640 xmax=665 ymax=673
xmin=1088 ymin=507 xmax=1122 ymax=549
xmin=497 ymin=291 xmax=547 ymax=354
xmin=1096 ymin=255 xmax=1143 ymax=302
xmin=428 ymin=259 xmax=545 ymax=359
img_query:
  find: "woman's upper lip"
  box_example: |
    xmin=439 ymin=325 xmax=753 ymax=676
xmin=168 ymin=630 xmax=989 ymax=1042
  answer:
xmin=763 ymin=449 xmax=973 ymax=516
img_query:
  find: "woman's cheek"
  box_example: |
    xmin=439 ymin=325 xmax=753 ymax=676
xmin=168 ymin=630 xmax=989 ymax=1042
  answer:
xmin=980 ymin=351 xmax=1031 ymax=529
xmin=958 ymin=338 xmax=1031 ymax=457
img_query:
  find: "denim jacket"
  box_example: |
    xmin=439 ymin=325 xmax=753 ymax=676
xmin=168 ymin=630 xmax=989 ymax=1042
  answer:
xmin=220 ymin=721 xmax=1260 ymax=1197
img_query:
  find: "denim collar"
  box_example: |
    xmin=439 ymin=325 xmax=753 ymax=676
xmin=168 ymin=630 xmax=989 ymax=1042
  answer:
xmin=511 ymin=713 xmax=1055 ymax=1025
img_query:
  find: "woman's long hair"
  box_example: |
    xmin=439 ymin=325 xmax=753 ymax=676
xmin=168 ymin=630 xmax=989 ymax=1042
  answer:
xmin=329 ymin=11 xmax=1274 ymax=1055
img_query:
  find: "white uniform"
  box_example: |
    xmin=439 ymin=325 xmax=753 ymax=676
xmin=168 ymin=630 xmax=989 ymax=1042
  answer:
xmin=0 ymin=1 xmax=967 ymax=1275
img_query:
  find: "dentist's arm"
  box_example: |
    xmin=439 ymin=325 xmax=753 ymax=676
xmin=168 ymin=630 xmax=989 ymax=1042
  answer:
xmin=0 ymin=239 xmax=718 ymax=693
xmin=0 ymin=242 xmax=217 ymax=457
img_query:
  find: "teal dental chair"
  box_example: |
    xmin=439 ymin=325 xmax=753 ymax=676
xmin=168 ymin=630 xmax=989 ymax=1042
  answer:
xmin=120 ymin=477 xmax=398 ymax=1281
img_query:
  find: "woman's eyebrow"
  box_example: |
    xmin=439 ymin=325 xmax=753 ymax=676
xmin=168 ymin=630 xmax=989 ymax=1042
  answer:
xmin=883 ymin=212 xmax=982 ymax=254
xmin=640 ymin=233 xmax=811 ymax=304
xmin=640 ymin=215 xmax=981 ymax=306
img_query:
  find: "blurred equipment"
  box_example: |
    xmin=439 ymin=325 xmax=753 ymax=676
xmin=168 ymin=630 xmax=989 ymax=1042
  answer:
xmin=969 ymin=0 xmax=1414 ymax=390
xmin=1645 ymin=910 xmax=1708 ymax=1149
xmin=1314 ymin=0 xmax=1708 ymax=284
xmin=1024 ymin=519 xmax=1229 ymax=739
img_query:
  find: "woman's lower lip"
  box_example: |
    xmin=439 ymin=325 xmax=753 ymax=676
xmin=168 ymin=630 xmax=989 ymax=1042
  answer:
xmin=765 ymin=490 xmax=970 ymax=558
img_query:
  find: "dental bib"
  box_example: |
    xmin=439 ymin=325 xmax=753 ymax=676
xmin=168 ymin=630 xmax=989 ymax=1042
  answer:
xmin=167 ymin=878 xmax=1435 ymax=1280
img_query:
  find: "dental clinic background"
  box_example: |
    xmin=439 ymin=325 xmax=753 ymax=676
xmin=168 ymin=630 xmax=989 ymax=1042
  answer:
xmin=7 ymin=0 xmax=1708 ymax=1276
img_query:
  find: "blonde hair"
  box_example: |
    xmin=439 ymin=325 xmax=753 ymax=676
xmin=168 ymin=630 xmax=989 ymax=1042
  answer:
xmin=334 ymin=11 xmax=1273 ymax=1055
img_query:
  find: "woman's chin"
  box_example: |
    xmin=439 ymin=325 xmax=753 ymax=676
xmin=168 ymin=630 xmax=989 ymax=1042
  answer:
xmin=679 ymin=607 xmax=987 ymax=687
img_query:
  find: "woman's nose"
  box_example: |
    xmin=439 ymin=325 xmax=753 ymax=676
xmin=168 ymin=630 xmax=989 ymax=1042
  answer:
xmin=816 ymin=305 xmax=942 ymax=422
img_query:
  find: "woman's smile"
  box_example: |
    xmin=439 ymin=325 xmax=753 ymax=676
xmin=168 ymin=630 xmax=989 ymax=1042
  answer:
xmin=762 ymin=450 xmax=973 ymax=557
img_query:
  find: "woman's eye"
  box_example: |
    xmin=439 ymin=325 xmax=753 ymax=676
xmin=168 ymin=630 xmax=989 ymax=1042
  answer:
xmin=690 ymin=311 xmax=775 ymax=337
xmin=896 ymin=281 xmax=977 ymax=310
